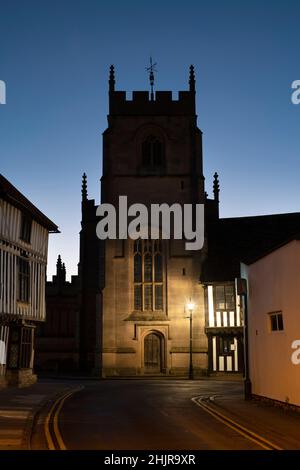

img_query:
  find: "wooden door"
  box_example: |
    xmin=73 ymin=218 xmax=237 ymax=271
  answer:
xmin=144 ymin=333 xmax=161 ymax=373
xmin=217 ymin=336 xmax=235 ymax=372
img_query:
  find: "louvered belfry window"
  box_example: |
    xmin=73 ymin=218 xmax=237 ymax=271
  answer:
xmin=142 ymin=136 xmax=164 ymax=169
xmin=134 ymin=239 xmax=163 ymax=311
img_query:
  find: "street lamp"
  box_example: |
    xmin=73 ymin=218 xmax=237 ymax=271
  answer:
xmin=186 ymin=299 xmax=195 ymax=380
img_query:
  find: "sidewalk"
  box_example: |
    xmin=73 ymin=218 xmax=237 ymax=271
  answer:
xmin=0 ymin=380 xmax=76 ymax=450
xmin=210 ymin=389 xmax=300 ymax=449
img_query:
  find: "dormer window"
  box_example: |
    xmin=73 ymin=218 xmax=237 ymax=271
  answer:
xmin=142 ymin=135 xmax=164 ymax=171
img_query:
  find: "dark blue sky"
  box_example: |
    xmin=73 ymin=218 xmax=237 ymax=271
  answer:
xmin=1 ymin=0 xmax=299 ymax=279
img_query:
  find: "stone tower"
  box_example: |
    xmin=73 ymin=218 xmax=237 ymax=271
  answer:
xmin=100 ymin=65 xmax=209 ymax=376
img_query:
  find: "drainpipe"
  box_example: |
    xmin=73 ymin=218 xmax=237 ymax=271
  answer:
xmin=235 ymin=278 xmax=252 ymax=400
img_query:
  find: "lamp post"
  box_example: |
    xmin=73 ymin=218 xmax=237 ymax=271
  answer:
xmin=186 ymin=299 xmax=195 ymax=380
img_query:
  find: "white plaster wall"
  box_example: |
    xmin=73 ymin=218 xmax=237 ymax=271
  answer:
xmin=244 ymin=240 xmax=300 ymax=407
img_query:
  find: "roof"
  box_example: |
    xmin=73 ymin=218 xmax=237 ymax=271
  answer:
xmin=201 ymin=212 xmax=300 ymax=282
xmin=0 ymin=174 xmax=59 ymax=232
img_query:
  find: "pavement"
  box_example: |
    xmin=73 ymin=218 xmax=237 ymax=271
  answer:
xmin=0 ymin=381 xmax=74 ymax=450
xmin=0 ymin=378 xmax=300 ymax=450
xmin=210 ymin=390 xmax=300 ymax=449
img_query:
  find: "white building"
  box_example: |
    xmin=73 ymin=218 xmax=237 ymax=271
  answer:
xmin=242 ymin=238 xmax=300 ymax=408
xmin=0 ymin=174 xmax=58 ymax=387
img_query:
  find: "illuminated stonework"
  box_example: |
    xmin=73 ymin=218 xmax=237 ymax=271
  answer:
xmin=101 ymin=67 xmax=208 ymax=377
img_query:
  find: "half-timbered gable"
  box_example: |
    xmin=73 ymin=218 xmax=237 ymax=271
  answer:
xmin=0 ymin=174 xmax=58 ymax=387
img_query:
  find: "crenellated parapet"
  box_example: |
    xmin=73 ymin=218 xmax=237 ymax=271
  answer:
xmin=109 ymin=90 xmax=196 ymax=116
xmin=108 ymin=65 xmax=196 ymax=116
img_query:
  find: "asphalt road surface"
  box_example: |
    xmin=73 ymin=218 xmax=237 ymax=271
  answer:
xmin=56 ymin=380 xmax=265 ymax=450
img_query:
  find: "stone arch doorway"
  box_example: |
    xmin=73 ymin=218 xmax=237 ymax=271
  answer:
xmin=144 ymin=332 xmax=164 ymax=373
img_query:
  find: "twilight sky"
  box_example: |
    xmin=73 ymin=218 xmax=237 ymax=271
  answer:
xmin=0 ymin=0 xmax=299 ymax=279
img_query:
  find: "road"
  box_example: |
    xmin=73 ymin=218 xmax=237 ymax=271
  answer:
xmin=43 ymin=379 xmax=279 ymax=450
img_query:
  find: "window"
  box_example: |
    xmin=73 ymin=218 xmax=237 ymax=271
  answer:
xmin=142 ymin=135 xmax=164 ymax=170
xmin=269 ymin=312 xmax=284 ymax=331
xmin=20 ymin=328 xmax=33 ymax=369
xmin=214 ymin=285 xmax=235 ymax=310
xmin=134 ymin=239 xmax=163 ymax=311
xmin=20 ymin=214 xmax=32 ymax=243
xmin=219 ymin=337 xmax=233 ymax=355
xmin=18 ymin=257 xmax=30 ymax=303
xmin=8 ymin=328 xmax=20 ymax=369
xmin=7 ymin=326 xmax=33 ymax=370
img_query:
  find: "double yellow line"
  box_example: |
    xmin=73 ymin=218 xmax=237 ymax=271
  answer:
xmin=45 ymin=387 xmax=282 ymax=450
xmin=192 ymin=396 xmax=283 ymax=450
xmin=44 ymin=387 xmax=83 ymax=450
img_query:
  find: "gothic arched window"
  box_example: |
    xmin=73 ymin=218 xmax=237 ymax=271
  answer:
xmin=142 ymin=136 xmax=164 ymax=170
xmin=133 ymin=239 xmax=163 ymax=311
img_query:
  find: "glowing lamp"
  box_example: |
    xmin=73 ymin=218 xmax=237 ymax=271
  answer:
xmin=187 ymin=300 xmax=195 ymax=312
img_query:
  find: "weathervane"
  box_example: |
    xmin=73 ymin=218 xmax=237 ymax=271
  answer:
xmin=146 ymin=57 xmax=157 ymax=101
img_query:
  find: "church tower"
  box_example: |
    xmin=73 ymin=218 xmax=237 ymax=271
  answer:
xmin=101 ymin=64 xmax=209 ymax=376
